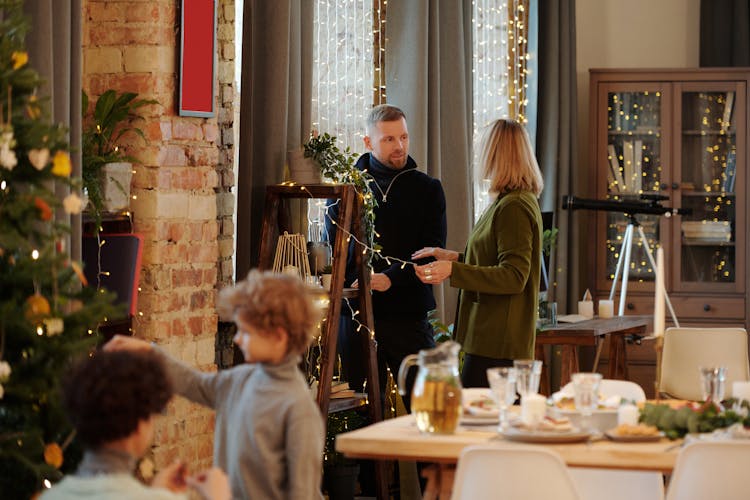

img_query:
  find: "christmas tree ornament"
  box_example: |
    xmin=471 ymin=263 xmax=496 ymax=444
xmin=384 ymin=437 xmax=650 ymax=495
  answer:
xmin=51 ymin=150 xmax=71 ymax=177
xmin=42 ymin=318 xmax=64 ymax=336
xmin=24 ymin=293 xmax=51 ymax=321
xmin=70 ymin=261 xmax=88 ymax=286
xmin=34 ymin=196 xmax=52 ymax=221
xmin=27 ymin=148 xmax=49 ymax=170
xmin=43 ymin=443 xmax=63 ymax=469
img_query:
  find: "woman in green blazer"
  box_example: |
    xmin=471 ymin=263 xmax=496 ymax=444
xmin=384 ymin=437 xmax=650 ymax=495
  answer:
xmin=412 ymin=119 xmax=544 ymax=387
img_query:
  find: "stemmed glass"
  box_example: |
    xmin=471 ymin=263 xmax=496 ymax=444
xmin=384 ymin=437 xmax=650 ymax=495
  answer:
xmin=487 ymin=367 xmax=518 ymax=432
xmin=513 ymin=359 xmax=542 ymax=399
xmin=571 ymin=372 xmax=602 ymax=434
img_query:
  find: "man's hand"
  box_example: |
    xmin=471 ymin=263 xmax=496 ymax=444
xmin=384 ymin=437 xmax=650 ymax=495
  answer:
xmin=103 ymin=334 xmax=152 ymax=353
xmin=351 ymin=273 xmax=392 ymax=292
xmin=412 ymin=247 xmax=459 ymax=262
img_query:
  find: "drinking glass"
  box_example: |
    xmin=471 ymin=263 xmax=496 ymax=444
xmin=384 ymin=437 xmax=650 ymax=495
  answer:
xmin=486 ymin=367 xmax=518 ymax=432
xmin=699 ymin=366 xmax=727 ymax=405
xmin=513 ymin=359 xmax=542 ymax=399
xmin=571 ymin=372 xmax=602 ymax=433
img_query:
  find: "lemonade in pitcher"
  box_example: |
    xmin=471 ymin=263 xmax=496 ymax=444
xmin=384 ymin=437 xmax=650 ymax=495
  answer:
xmin=398 ymin=341 xmax=462 ymax=434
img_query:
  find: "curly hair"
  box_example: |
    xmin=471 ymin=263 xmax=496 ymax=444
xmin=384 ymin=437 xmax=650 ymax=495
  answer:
xmin=217 ymin=270 xmax=319 ymax=356
xmin=62 ymin=350 xmax=172 ymax=449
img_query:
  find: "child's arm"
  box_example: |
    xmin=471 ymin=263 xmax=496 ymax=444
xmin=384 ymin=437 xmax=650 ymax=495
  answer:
xmin=105 ymin=335 xmax=227 ymax=409
xmin=285 ymin=405 xmax=325 ymax=500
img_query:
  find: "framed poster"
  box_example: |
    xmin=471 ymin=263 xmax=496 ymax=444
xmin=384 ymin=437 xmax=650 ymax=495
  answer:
xmin=179 ymin=0 xmax=217 ymax=117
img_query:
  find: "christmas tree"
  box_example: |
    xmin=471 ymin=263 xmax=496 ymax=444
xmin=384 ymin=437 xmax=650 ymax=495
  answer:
xmin=0 ymin=2 xmax=118 ymax=497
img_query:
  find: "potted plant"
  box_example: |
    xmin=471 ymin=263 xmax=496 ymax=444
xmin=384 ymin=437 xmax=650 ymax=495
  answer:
xmin=323 ymin=409 xmax=366 ymax=500
xmin=81 ymin=89 xmax=156 ymax=223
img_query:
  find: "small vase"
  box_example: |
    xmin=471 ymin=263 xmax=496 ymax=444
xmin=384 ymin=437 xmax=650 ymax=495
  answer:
xmin=287 ymin=148 xmax=322 ymax=184
xmin=100 ymin=162 xmax=133 ymax=212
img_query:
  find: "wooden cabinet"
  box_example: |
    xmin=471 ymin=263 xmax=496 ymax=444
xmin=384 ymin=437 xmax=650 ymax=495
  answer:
xmin=586 ymin=69 xmax=750 ymax=394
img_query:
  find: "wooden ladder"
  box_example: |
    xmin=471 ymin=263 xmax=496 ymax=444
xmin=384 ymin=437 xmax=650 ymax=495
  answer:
xmin=258 ymin=183 xmax=388 ymax=499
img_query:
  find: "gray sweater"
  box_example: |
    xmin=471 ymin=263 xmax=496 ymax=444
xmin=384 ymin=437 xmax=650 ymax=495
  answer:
xmin=157 ymin=349 xmax=324 ymax=500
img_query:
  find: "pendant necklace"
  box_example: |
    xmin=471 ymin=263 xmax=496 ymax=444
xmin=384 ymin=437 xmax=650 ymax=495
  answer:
xmin=369 ymin=169 xmax=413 ymax=203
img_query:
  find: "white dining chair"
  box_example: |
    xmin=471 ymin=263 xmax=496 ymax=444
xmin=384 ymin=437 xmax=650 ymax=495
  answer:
xmin=659 ymin=327 xmax=750 ymax=401
xmin=561 ymin=378 xmax=647 ymax=402
xmin=570 ymin=468 xmax=664 ymax=500
xmin=665 ymin=440 xmax=750 ymax=500
xmin=450 ymin=444 xmax=582 ymax=500
xmin=560 ymin=379 xmax=657 ymax=499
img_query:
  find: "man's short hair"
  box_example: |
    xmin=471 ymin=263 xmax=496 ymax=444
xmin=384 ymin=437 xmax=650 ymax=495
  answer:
xmin=62 ymin=350 xmax=172 ymax=449
xmin=366 ymin=104 xmax=406 ymax=132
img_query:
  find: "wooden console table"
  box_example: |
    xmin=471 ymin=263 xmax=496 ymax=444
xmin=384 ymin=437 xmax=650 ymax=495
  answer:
xmin=535 ymin=315 xmax=652 ymax=391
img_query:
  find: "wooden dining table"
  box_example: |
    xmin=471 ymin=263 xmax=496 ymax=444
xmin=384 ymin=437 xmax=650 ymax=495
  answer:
xmin=336 ymin=414 xmax=679 ymax=473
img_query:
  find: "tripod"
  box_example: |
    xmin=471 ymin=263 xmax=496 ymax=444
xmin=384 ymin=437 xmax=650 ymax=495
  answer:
xmin=610 ymin=214 xmax=680 ymax=326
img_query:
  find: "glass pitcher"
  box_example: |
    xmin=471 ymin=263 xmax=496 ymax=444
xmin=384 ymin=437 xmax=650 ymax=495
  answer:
xmin=397 ymin=341 xmax=462 ymax=434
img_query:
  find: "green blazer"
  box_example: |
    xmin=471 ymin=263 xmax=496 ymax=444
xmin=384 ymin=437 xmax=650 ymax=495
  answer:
xmin=451 ymin=190 xmax=542 ymax=360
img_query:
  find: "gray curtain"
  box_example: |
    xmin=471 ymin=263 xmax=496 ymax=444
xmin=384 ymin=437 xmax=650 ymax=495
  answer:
xmin=535 ymin=0 xmax=578 ymax=314
xmin=386 ymin=0 xmax=474 ymax=323
xmin=237 ymin=0 xmax=313 ymax=277
xmin=23 ymin=0 xmax=82 ymax=260
xmin=700 ymin=0 xmax=750 ymax=66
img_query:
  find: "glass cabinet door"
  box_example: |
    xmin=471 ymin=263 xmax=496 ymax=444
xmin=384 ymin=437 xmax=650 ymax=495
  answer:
xmin=602 ymin=88 xmax=665 ymax=286
xmin=676 ymin=84 xmax=744 ymax=292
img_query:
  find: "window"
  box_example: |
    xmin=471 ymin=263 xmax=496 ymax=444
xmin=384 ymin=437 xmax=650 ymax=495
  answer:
xmin=312 ymin=0 xmax=531 ymax=220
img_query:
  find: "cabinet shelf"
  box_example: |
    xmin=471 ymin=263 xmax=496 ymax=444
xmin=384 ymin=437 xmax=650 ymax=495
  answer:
xmin=591 ymin=68 xmax=747 ymax=333
xmin=682 ymin=129 xmax=736 ymax=136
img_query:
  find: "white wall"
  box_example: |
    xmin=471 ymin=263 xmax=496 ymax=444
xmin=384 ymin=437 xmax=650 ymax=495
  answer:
xmin=575 ymin=0 xmax=701 ymax=188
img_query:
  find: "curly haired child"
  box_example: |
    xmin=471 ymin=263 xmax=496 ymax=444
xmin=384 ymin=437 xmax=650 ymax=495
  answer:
xmin=106 ymin=270 xmax=324 ymax=500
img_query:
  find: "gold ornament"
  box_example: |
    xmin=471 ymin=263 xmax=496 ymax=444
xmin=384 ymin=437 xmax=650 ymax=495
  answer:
xmin=25 ymin=293 xmax=50 ymax=321
xmin=43 ymin=443 xmax=63 ymax=469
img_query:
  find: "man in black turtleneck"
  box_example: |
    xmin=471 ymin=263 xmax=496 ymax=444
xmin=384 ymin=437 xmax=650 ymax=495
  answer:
xmin=333 ymin=104 xmax=447 ymax=412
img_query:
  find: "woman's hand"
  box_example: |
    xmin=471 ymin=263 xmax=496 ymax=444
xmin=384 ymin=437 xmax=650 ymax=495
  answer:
xmin=414 ymin=260 xmax=452 ymax=285
xmin=103 ymin=334 xmax=152 ymax=352
xmin=412 ymin=247 xmax=459 ymax=262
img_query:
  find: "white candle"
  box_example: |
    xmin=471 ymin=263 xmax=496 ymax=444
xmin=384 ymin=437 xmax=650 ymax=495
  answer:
xmin=732 ymin=381 xmax=750 ymax=402
xmin=599 ymin=299 xmax=614 ymax=319
xmin=521 ymin=393 xmax=546 ymax=428
xmin=617 ymin=403 xmax=640 ymax=426
xmin=654 ymin=248 xmax=665 ymax=337
xmin=578 ymin=301 xmax=594 ymax=318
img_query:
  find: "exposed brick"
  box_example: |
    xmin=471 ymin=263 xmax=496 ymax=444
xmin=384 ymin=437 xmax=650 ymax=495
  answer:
xmin=87 ymin=2 xmax=125 ymax=22
xmin=84 ymin=47 xmax=122 ymax=73
xmin=188 ymin=194 xmax=217 ymax=220
xmin=157 ymin=145 xmax=188 ymax=167
xmin=203 ymin=123 xmax=220 ymax=142
xmin=160 ymin=120 xmax=173 ymax=140
xmin=123 ymin=46 xmax=174 ymax=73
xmin=173 ymin=120 xmax=204 ymax=141
xmin=218 ymin=238 xmax=234 ymax=258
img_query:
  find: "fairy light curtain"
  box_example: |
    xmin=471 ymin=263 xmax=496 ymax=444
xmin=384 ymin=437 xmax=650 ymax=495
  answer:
xmin=473 ymin=0 xmax=532 ymax=219
xmin=311 ymin=0 xmax=386 ymax=153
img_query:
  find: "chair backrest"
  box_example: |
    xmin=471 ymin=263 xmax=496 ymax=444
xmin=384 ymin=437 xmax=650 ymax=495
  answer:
xmin=666 ymin=440 xmax=750 ymax=500
xmin=451 ymin=444 xmax=581 ymax=500
xmin=570 ymin=468 xmax=664 ymax=500
xmin=561 ymin=379 xmax=646 ymax=402
xmin=659 ymin=327 xmax=750 ymax=401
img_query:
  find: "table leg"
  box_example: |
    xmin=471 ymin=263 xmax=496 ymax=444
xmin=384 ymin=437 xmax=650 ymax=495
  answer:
xmin=535 ymin=343 xmax=550 ymax=396
xmin=608 ymin=333 xmax=630 ymax=380
xmin=559 ymin=345 xmax=579 ymax=387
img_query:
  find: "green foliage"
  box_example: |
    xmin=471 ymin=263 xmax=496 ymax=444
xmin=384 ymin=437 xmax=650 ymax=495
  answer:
xmin=303 ymin=133 xmax=379 ymax=262
xmin=428 ymin=309 xmax=453 ymax=343
xmin=81 ymin=89 xmax=156 ymax=224
xmin=542 ymin=227 xmax=558 ymax=257
xmin=324 ymin=409 xmax=367 ymax=466
xmin=0 ymin=3 xmax=119 ymax=496
xmin=639 ymin=400 xmax=750 ymax=440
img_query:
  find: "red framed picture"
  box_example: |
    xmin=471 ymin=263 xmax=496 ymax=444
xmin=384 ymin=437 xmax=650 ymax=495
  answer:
xmin=179 ymin=0 xmax=217 ymax=117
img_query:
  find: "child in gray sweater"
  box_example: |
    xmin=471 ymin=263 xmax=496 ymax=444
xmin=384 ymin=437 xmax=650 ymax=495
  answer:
xmin=106 ymin=270 xmax=324 ymax=500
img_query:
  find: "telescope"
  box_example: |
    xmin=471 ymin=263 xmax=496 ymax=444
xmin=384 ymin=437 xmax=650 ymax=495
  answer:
xmin=562 ymin=194 xmax=691 ymax=217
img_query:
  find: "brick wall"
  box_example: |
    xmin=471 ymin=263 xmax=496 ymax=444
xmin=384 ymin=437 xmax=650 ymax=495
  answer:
xmin=83 ymin=0 xmax=237 ymax=471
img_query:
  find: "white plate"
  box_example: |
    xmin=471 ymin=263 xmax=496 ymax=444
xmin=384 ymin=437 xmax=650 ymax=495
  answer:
xmin=462 ymin=388 xmax=499 ymax=419
xmin=502 ymin=427 xmax=591 ymax=443
xmin=461 ymin=414 xmax=499 ymax=426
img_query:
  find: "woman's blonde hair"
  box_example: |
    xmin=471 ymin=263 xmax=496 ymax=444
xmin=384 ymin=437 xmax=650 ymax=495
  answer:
xmin=479 ymin=118 xmax=544 ymax=196
xmin=217 ymin=270 xmax=320 ymax=356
